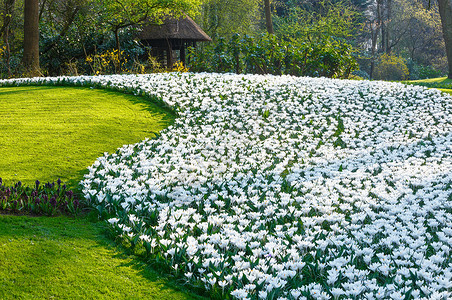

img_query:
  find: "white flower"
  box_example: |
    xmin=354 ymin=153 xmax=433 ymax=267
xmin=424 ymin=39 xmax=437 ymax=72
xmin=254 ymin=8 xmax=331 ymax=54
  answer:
xmin=107 ymin=217 xmax=119 ymax=224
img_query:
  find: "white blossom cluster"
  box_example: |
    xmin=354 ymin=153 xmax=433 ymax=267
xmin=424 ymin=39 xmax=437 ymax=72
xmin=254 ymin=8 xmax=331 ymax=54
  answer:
xmin=2 ymin=73 xmax=451 ymax=299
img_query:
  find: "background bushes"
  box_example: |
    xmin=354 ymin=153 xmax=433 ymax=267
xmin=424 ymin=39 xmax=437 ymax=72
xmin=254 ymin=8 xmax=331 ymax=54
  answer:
xmin=373 ymin=53 xmax=409 ymax=81
xmin=188 ymin=34 xmax=358 ymax=78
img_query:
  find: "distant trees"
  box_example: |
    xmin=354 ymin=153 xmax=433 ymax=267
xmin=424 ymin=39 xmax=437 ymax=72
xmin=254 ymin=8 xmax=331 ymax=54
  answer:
xmin=0 ymin=0 xmax=449 ymax=78
xmin=359 ymin=0 xmax=447 ymax=79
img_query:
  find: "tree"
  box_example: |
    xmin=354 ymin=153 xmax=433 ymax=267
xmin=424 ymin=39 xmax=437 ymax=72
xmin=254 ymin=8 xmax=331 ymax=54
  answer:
xmin=39 ymin=0 xmax=88 ymax=55
xmin=264 ymin=0 xmax=274 ymax=34
xmin=198 ymin=0 xmax=260 ymax=39
xmin=1 ymin=0 xmax=15 ymax=77
xmin=438 ymin=0 xmax=452 ymax=78
xmin=23 ymin=0 xmax=40 ymax=76
xmin=99 ymin=0 xmax=200 ymax=55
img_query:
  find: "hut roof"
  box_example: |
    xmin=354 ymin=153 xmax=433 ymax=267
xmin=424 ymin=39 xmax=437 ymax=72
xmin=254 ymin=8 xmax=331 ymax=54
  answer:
xmin=137 ymin=15 xmax=212 ymax=42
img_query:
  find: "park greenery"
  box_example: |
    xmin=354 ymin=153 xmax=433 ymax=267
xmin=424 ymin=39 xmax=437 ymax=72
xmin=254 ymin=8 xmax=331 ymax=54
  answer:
xmin=1 ymin=0 xmax=452 ymax=299
xmin=1 ymin=0 xmax=452 ymax=79
xmin=1 ymin=73 xmax=451 ymax=299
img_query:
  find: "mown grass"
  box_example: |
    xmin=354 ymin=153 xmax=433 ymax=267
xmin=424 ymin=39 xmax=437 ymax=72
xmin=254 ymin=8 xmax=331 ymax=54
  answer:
xmin=0 ymin=86 xmax=175 ymax=189
xmin=0 ymin=215 xmax=202 ymax=299
xmin=403 ymin=76 xmax=452 ymax=95
xmin=0 ymin=86 xmax=203 ymax=299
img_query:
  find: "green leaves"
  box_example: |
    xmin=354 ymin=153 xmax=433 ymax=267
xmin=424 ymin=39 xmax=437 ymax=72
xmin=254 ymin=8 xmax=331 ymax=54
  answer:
xmin=188 ymin=33 xmax=358 ymax=78
xmin=0 ymin=179 xmax=84 ymax=216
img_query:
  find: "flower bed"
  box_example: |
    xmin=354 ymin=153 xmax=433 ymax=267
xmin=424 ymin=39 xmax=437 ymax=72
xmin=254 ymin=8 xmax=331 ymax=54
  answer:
xmin=2 ymin=73 xmax=451 ymax=299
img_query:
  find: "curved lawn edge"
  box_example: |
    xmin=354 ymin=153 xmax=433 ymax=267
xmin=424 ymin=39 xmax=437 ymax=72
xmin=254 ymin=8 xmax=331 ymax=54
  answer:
xmin=0 ymin=81 xmax=175 ymax=189
xmin=0 ymin=75 xmax=177 ymax=116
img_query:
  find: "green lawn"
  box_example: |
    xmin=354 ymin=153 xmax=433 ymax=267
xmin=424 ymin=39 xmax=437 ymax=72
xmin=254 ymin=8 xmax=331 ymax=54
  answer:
xmin=0 ymin=86 xmax=175 ymax=189
xmin=407 ymin=76 xmax=452 ymax=84
xmin=0 ymin=215 xmax=202 ymax=299
xmin=404 ymin=76 xmax=452 ymax=95
xmin=0 ymin=86 xmax=202 ymax=299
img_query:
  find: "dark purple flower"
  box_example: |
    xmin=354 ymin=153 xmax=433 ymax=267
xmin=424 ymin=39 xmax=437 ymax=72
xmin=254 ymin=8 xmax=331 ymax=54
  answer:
xmin=0 ymin=177 xmax=2 ymax=187
xmin=35 ymin=180 xmax=40 ymax=190
xmin=57 ymin=178 xmax=61 ymax=186
xmin=50 ymin=196 xmax=57 ymax=207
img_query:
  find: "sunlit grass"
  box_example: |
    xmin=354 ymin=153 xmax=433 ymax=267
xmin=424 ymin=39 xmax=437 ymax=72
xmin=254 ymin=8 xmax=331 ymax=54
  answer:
xmin=407 ymin=76 xmax=452 ymax=84
xmin=403 ymin=77 xmax=452 ymax=95
xmin=0 ymin=86 xmax=205 ymax=299
xmin=0 ymin=86 xmax=175 ymax=189
xmin=0 ymin=215 xmax=203 ymax=299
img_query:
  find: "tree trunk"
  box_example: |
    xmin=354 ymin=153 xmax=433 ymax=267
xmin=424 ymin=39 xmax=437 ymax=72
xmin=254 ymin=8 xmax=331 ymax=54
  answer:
xmin=23 ymin=0 xmax=40 ymax=76
xmin=438 ymin=0 xmax=452 ymax=78
xmin=370 ymin=21 xmax=379 ymax=80
xmin=385 ymin=0 xmax=392 ymax=54
xmin=1 ymin=0 xmax=15 ymax=77
xmin=264 ymin=0 xmax=274 ymax=34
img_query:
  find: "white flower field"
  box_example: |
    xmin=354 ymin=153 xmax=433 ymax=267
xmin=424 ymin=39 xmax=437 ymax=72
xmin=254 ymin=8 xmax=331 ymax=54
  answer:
xmin=3 ymin=73 xmax=452 ymax=299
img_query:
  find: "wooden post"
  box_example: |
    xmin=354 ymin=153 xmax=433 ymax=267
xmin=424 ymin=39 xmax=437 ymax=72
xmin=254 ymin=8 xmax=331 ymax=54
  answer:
xmin=166 ymin=39 xmax=173 ymax=69
xmin=180 ymin=42 xmax=186 ymax=65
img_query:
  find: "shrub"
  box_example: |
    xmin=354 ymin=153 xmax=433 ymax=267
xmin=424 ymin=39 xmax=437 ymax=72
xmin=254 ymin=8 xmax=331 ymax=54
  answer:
xmin=86 ymin=49 xmax=126 ymax=75
xmin=373 ymin=53 xmax=409 ymax=81
xmin=188 ymin=34 xmax=358 ymax=79
xmin=0 ymin=178 xmax=83 ymax=216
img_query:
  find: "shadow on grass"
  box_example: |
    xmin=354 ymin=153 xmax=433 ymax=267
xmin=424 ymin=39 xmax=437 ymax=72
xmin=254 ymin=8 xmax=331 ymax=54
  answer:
xmin=0 ymin=214 xmax=206 ymax=299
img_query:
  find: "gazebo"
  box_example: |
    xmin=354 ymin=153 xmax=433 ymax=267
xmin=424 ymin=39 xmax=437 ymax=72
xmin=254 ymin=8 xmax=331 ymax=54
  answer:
xmin=137 ymin=16 xmax=212 ymax=68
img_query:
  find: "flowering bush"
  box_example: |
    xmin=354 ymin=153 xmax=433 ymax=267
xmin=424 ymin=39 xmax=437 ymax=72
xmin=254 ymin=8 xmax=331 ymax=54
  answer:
xmin=373 ymin=54 xmax=409 ymax=81
xmin=0 ymin=178 xmax=82 ymax=216
xmin=1 ymin=73 xmax=451 ymax=299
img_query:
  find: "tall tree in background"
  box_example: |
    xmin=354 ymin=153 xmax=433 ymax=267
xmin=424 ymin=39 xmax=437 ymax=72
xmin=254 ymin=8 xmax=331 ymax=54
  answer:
xmin=264 ymin=0 xmax=274 ymax=34
xmin=1 ymin=0 xmax=15 ymax=77
xmin=437 ymin=0 xmax=452 ymax=78
xmin=23 ymin=0 xmax=40 ymax=76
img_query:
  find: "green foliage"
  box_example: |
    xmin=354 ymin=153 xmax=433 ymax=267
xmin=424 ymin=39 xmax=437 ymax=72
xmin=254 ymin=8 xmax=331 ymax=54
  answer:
xmin=189 ymin=1 xmax=359 ymax=78
xmin=274 ymin=0 xmax=359 ymax=42
xmin=0 ymin=179 xmax=83 ymax=216
xmin=407 ymin=60 xmax=446 ymax=80
xmin=98 ymin=0 xmax=201 ymax=36
xmin=197 ymin=0 xmax=261 ymax=39
xmin=188 ymin=33 xmax=358 ymax=78
xmin=373 ymin=53 xmax=409 ymax=81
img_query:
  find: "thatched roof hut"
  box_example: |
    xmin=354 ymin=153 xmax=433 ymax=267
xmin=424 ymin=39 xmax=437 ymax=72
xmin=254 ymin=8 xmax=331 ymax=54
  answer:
xmin=137 ymin=15 xmax=211 ymax=67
